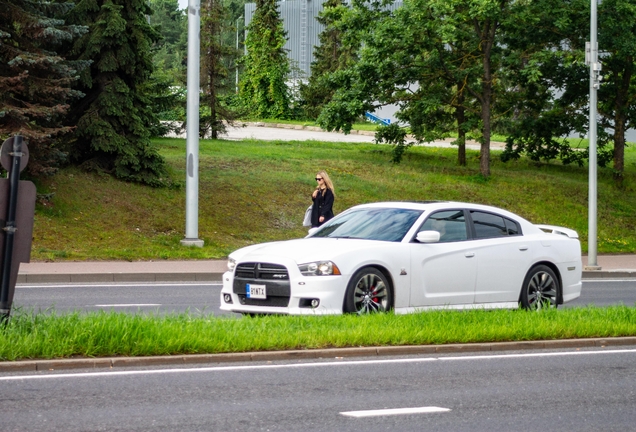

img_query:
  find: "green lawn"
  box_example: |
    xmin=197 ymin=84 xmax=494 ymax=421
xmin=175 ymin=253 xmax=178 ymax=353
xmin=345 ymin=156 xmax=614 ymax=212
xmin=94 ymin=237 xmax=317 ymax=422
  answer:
xmin=31 ymin=136 xmax=636 ymax=261
xmin=2 ymin=306 xmax=635 ymax=361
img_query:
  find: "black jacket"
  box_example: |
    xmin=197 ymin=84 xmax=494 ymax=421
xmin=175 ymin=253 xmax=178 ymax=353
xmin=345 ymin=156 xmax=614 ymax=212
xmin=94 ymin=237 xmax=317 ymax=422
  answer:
xmin=311 ymin=188 xmax=334 ymax=227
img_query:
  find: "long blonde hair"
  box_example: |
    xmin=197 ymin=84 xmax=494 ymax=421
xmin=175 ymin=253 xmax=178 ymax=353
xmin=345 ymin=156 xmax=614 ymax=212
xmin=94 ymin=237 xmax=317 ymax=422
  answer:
xmin=316 ymin=170 xmax=335 ymax=197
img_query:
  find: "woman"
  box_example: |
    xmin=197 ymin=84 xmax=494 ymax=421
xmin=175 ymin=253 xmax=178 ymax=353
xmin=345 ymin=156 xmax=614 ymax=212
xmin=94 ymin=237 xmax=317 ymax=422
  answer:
xmin=311 ymin=170 xmax=335 ymax=227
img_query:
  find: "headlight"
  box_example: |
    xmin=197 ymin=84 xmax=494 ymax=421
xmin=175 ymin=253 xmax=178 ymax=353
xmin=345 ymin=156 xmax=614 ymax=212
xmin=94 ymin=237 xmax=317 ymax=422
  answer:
xmin=298 ymin=261 xmax=341 ymax=276
xmin=227 ymin=258 xmax=236 ymax=271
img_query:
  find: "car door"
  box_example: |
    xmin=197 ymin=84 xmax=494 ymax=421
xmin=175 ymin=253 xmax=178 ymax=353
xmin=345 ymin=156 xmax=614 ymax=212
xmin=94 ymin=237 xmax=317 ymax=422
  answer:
xmin=469 ymin=210 xmax=535 ymax=303
xmin=409 ymin=210 xmax=477 ymax=307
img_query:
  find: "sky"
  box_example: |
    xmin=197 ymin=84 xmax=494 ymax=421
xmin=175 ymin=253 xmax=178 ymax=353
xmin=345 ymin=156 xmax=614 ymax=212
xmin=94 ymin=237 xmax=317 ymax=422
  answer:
xmin=178 ymin=0 xmax=187 ymax=9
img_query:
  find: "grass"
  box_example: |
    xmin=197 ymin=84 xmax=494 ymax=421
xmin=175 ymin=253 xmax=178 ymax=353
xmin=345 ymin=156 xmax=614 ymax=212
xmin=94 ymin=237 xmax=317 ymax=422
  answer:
xmin=1 ymin=306 xmax=635 ymax=361
xmin=30 ymin=135 xmax=636 ymax=261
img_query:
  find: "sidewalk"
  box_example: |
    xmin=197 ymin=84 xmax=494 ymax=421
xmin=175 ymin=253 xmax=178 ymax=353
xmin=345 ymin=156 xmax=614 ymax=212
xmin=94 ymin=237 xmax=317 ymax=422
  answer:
xmin=15 ymin=255 xmax=636 ymax=284
xmin=17 ymin=260 xmax=227 ymax=284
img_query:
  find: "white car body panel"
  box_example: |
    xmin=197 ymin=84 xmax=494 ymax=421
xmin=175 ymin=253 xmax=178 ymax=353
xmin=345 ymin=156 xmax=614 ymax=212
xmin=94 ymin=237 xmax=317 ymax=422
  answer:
xmin=220 ymin=201 xmax=582 ymax=315
xmin=409 ymin=241 xmax=477 ymax=306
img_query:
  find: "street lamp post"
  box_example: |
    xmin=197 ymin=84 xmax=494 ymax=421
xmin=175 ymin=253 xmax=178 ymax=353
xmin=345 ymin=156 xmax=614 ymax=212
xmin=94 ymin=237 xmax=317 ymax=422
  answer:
xmin=181 ymin=0 xmax=204 ymax=247
xmin=585 ymin=0 xmax=601 ymax=269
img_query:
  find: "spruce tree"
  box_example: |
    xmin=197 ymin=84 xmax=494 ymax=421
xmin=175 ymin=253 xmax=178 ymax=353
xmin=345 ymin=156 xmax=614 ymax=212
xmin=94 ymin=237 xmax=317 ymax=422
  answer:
xmin=63 ymin=0 xmax=170 ymax=187
xmin=0 ymin=0 xmax=86 ymax=177
xmin=239 ymin=0 xmax=290 ymax=119
xmin=200 ymin=0 xmax=238 ymax=139
xmin=149 ymin=0 xmax=187 ymax=85
xmin=300 ymin=0 xmax=354 ymax=119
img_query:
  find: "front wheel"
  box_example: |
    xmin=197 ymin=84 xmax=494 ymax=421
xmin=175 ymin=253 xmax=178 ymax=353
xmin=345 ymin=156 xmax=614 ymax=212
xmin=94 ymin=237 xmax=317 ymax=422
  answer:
xmin=520 ymin=265 xmax=559 ymax=310
xmin=344 ymin=267 xmax=392 ymax=314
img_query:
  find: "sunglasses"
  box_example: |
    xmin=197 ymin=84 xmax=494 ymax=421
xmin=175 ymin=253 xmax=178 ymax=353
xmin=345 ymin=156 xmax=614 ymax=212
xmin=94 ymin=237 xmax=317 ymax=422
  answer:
xmin=315 ymin=178 xmax=323 ymax=181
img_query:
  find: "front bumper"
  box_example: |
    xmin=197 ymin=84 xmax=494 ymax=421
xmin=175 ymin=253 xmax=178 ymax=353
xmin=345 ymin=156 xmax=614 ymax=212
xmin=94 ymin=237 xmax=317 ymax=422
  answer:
xmin=219 ymin=270 xmax=347 ymax=315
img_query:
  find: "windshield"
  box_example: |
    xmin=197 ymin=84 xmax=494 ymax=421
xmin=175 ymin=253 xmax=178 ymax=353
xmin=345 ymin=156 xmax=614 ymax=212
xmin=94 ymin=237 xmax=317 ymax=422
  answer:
xmin=311 ymin=208 xmax=423 ymax=242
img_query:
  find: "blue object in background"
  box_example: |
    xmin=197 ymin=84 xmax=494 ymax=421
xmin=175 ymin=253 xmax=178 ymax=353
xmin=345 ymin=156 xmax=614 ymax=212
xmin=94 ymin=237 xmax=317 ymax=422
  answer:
xmin=365 ymin=112 xmax=391 ymax=126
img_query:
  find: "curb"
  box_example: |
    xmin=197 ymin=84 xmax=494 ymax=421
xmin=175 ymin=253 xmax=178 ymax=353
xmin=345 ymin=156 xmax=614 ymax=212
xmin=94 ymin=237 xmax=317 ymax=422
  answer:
xmin=2 ymin=336 xmax=636 ymax=373
xmin=582 ymin=270 xmax=636 ymax=279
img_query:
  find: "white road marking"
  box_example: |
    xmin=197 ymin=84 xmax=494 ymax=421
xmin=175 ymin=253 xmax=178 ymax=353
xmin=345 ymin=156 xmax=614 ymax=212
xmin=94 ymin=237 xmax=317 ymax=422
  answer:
xmin=341 ymin=406 xmax=450 ymax=417
xmin=2 ymin=348 xmax=635 ymax=381
xmin=94 ymin=304 xmax=161 ymax=307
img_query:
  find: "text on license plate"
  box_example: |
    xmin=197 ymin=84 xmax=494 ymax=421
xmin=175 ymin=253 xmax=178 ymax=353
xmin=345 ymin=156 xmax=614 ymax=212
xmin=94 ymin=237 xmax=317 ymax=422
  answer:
xmin=246 ymin=284 xmax=266 ymax=299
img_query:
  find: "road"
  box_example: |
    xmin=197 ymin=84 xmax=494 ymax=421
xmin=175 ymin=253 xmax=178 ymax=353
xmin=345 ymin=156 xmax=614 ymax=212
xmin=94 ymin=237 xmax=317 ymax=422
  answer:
xmin=1 ymin=347 xmax=635 ymax=431
xmin=13 ymin=281 xmax=227 ymax=315
xmin=11 ymin=279 xmax=636 ymax=315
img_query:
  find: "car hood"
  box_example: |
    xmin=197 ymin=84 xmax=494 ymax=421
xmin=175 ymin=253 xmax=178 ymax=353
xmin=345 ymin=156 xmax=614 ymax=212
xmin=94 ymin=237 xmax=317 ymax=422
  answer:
xmin=229 ymin=237 xmax=381 ymax=264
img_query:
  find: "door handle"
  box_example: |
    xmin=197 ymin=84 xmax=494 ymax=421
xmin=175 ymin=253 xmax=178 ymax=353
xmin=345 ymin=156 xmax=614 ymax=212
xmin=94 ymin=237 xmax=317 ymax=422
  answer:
xmin=519 ymin=245 xmax=529 ymax=251
xmin=465 ymin=252 xmax=475 ymax=258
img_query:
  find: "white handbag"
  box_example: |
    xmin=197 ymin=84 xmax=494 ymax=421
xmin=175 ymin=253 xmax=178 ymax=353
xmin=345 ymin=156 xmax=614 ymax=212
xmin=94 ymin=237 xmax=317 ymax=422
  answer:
xmin=303 ymin=205 xmax=312 ymax=226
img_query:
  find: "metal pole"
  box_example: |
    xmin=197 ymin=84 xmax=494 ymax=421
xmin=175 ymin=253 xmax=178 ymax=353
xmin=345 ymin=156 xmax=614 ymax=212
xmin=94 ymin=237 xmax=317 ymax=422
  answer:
xmin=0 ymin=136 xmax=22 ymax=320
xmin=587 ymin=0 xmax=600 ymax=269
xmin=182 ymin=0 xmax=204 ymax=247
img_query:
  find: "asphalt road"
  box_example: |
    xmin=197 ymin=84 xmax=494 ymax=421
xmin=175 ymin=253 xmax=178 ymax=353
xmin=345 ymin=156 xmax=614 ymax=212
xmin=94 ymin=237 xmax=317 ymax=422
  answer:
xmin=11 ymin=279 xmax=636 ymax=315
xmin=12 ymin=282 xmax=227 ymax=315
xmin=2 ymin=347 xmax=635 ymax=431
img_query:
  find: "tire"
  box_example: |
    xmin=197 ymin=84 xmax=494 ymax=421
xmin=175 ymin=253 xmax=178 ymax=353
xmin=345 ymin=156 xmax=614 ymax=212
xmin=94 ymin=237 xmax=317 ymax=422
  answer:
xmin=344 ymin=267 xmax=392 ymax=314
xmin=520 ymin=265 xmax=559 ymax=310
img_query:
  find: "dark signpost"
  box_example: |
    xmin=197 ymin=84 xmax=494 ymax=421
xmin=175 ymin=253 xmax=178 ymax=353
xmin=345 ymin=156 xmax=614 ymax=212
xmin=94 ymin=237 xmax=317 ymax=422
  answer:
xmin=0 ymin=136 xmax=36 ymax=321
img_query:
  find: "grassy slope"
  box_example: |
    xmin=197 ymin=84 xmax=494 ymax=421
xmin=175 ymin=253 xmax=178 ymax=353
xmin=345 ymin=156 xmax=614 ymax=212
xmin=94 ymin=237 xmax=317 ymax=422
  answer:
xmin=31 ymin=137 xmax=636 ymax=261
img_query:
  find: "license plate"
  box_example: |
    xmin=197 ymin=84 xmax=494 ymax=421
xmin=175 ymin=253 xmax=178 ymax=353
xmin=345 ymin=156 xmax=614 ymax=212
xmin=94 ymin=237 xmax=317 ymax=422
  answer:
xmin=246 ymin=284 xmax=266 ymax=299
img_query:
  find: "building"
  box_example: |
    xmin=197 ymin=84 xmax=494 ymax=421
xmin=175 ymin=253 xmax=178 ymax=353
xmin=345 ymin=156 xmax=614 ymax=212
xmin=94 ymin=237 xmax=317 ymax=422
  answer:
xmin=244 ymin=0 xmax=327 ymax=78
xmin=244 ymin=0 xmax=403 ymax=78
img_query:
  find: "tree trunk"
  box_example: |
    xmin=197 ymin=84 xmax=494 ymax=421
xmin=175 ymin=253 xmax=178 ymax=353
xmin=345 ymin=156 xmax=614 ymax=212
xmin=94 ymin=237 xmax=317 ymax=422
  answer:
xmin=478 ymin=20 xmax=495 ymax=178
xmin=456 ymin=91 xmax=466 ymax=166
xmin=612 ymin=60 xmax=632 ymax=185
xmin=613 ymin=112 xmax=625 ymax=185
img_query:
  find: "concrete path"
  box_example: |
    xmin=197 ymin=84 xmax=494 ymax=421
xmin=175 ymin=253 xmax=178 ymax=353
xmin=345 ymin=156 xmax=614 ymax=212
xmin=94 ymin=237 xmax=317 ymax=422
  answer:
xmin=166 ymin=121 xmax=506 ymax=149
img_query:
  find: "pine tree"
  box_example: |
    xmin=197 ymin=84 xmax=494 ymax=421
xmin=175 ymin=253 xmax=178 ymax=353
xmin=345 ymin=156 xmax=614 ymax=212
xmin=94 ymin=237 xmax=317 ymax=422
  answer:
xmin=63 ymin=0 xmax=170 ymax=187
xmin=149 ymin=0 xmax=187 ymax=85
xmin=239 ymin=0 xmax=290 ymax=119
xmin=200 ymin=0 xmax=238 ymax=139
xmin=300 ymin=0 xmax=354 ymax=119
xmin=0 ymin=0 xmax=87 ymax=177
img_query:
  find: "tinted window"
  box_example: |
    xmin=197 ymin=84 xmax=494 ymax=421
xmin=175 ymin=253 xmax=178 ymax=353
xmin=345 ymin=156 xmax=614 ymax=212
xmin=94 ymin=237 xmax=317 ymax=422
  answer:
xmin=312 ymin=208 xmax=423 ymax=242
xmin=471 ymin=211 xmax=509 ymax=239
xmin=504 ymin=218 xmax=520 ymax=235
xmin=418 ymin=210 xmax=467 ymax=242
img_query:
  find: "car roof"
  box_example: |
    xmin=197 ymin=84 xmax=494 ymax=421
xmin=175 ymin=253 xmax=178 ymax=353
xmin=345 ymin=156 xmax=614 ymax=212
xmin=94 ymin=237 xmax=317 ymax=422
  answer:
xmin=349 ymin=201 xmax=532 ymax=223
xmin=352 ymin=201 xmax=489 ymax=211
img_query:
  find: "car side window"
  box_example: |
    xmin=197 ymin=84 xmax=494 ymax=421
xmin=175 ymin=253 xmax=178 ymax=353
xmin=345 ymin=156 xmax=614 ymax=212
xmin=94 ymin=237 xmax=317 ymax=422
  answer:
xmin=418 ymin=210 xmax=468 ymax=242
xmin=471 ymin=211 xmax=520 ymax=239
xmin=504 ymin=218 xmax=520 ymax=235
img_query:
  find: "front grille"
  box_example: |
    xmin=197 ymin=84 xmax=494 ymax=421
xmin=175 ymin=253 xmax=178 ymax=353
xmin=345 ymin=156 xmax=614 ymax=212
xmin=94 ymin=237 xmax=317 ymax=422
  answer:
xmin=234 ymin=262 xmax=291 ymax=307
xmin=235 ymin=262 xmax=289 ymax=280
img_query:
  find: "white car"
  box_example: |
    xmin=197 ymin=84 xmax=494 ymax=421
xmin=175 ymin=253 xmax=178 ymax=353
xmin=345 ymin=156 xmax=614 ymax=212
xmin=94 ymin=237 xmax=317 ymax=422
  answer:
xmin=220 ymin=201 xmax=582 ymax=315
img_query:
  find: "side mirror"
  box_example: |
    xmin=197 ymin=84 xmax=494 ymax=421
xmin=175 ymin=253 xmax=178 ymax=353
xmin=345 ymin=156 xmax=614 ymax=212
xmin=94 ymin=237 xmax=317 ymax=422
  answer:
xmin=415 ymin=230 xmax=440 ymax=243
xmin=306 ymin=227 xmax=320 ymax=237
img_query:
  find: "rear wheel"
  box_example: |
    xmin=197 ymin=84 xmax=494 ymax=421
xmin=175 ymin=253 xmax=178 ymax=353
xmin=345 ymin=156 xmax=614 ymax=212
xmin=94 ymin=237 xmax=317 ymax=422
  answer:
xmin=344 ymin=267 xmax=392 ymax=314
xmin=520 ymin=265 xmax=559 ymax=310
